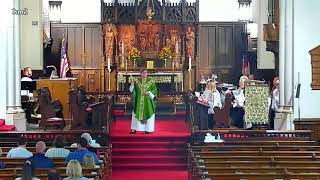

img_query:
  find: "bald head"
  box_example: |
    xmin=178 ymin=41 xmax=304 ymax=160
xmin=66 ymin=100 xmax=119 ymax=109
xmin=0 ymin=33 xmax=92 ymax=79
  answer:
xmin=36 ymin=141 xmax=46 ymax=153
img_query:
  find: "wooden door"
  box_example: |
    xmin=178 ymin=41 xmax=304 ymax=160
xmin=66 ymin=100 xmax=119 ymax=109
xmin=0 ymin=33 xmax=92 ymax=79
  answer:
xmin=50 ymin=23 xmax=103 ymax=92
xmin=199 ymin=22 xmax=247 ymax=84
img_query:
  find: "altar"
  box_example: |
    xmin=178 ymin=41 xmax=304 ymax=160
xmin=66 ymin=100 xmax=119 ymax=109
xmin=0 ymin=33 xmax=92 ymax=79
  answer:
xmin=116 ymin=71 xmax=184 ymax=93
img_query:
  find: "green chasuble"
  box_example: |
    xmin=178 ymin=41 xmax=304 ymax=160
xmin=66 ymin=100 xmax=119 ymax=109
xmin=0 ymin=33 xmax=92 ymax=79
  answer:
xmin=132 ymin=77 xmax=157 ymax=122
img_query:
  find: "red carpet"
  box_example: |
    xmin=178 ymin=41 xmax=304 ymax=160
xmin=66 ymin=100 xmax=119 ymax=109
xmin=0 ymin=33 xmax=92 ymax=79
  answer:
xmin=110 ymin=117 xmax=190 ymax=180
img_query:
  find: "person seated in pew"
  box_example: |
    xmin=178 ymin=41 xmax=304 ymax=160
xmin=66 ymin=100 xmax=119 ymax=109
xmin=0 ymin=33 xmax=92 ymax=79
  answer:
xmin=7 ymin=138 xmax=33 ymax=158
xmin=71 ymin=133 xmax=100 ymax=157
xmin=83 ymin=154 xmax=98 ymax=169
xmin=15 ymin=160 xmax=40 ymax=180
xmin=64 ymin=160 xmax=90 ymax=180
xmin=27 ymin=141 xmax=54 ymax=169
xmin=66 ymin=138 xmax=99 ymax=164
xmin=228 ymin=75 xmax=251 ymax=129
xmin=0 ymin=148 xmax=6 ymax=169
xmin=45 ymin=135 xmax=70 ymax=158
xmin=201 ymin=80 xmax=222 ymax=129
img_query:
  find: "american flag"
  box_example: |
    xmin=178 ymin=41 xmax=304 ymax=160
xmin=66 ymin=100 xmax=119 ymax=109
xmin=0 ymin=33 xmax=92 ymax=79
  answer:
xmin=60 ymin=40 xmax=69 ymax=78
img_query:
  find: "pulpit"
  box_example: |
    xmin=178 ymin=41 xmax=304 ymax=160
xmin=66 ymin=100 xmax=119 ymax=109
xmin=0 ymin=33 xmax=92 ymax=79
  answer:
xmin=36 ymin=78 xmax=78 ymax=119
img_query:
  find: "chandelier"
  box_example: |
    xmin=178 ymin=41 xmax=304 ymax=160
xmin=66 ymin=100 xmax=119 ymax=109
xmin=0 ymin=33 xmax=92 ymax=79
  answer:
xmin=146 ymin=0 xmax=155 ymax=21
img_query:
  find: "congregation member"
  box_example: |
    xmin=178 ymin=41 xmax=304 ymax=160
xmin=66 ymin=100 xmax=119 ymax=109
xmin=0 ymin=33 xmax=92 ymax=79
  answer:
xmin=15 ymin=161 xmax=40 ymax=180
xmin=201 ymin=80 xmax=222 ymax=129
xmin=27 ymin=141 xmax=54 ymax=169
xmin=45 ymin=135 xmax=70 ymax=158
xmin=269 ymin=77 xmax=280 ymax=129
xmin=83 ymin=154 xmax=97 ymax=169
xmin=64 ymin=160 xmax=90 ymax=180
xmin=7 ymin=138 xmax=32 ymax=158
xmin=229 ymin=76 xmax=250 ymax=128
xmin=71 ymin=133 xmax=100 ymax=156
xmin=66 ymin=137 xmax=100 ymax=164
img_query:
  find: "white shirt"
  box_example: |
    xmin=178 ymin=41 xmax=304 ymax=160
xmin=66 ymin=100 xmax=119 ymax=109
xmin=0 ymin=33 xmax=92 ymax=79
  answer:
xmin=232 ymin=88 xmax=245 ymax=108
xmin=7 ymin=146 xmax=33 ymax=158
xmin=45 ymin=147 xmax=70 ymax=158
xmin=21 ymin=77 xmax=32 ymax=82
xmin=21 ymin=77 xmax=33 ymax=97
xmin=201 ymin=90 xmax=222 ymax=114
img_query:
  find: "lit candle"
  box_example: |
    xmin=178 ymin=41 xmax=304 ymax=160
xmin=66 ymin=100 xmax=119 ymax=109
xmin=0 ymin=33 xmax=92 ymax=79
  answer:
xmin=175 ymin=41 xmax=179 ymax=54
xmin=107 ymin=57 xmax=111 ymax=70
xmin=189 ymin=56 xmax=192 ymax=70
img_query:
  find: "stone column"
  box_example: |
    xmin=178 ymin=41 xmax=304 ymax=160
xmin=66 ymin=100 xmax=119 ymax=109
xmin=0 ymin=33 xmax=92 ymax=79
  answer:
xmin=275 ymin=0 xmax=294 ymax=130
xmin=6 ymin=0 xmax=26 ymax=131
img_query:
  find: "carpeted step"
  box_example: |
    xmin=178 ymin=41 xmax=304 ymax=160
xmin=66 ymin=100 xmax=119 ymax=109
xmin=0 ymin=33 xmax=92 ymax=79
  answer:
xmin=112 ymin=141 xmax=186 ymax=149
xmin=111 ymin=136 xmax=189 ymax=142
xmin=112 ymin=148 xmax=186 ymax=156
xmin=112 ymin=155 xmax=187 ymax=164
xmin=112 ymin=163 xmax=188 ymax=170
xmin=112 ymin=170 xmax=188 ymax=180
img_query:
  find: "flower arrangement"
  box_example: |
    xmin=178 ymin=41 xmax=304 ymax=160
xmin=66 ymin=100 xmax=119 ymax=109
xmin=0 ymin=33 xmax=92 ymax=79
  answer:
xmin=128 ymin=47 xmax=141 ymax=61
xmin=158 ymin=47 xmax=173 ymax=60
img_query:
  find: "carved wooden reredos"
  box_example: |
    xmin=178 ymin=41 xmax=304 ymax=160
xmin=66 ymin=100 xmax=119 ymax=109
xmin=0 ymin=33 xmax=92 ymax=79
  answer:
xmin=101 ymin=0 xmax=199 ymax=66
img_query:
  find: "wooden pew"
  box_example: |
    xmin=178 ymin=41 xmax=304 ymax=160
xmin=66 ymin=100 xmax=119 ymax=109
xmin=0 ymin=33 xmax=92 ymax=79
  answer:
xmin=195 ymin=155 xmax=320 ymax=162
xmin=189 ymin=144 xmax=320 ymax=151
xmin=192 ymin=150 xmax=320 ymax=157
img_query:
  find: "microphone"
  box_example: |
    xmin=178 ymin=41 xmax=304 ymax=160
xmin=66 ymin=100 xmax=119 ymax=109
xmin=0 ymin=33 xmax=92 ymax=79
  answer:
xmin=46 ymin=65 xmax=58 ymax=79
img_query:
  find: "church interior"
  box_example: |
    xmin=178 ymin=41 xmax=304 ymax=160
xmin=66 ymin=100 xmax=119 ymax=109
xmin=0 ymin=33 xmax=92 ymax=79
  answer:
xmin=0 ymin=0 xmax=320 ymax=179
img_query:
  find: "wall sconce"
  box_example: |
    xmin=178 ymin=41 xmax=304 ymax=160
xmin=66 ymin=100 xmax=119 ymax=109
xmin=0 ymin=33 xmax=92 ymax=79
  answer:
xmin=238 ymin=0 xmax=252 ymax=22
xmin=49 ymin=1 xmax=62 ymax=22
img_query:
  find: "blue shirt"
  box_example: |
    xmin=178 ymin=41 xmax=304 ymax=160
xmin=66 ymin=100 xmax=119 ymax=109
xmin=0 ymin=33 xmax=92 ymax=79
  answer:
xmin=6 ymin=147 xmax=33 ymax=158
xmin=63 ymin=177 xmax=90 ymax=180
xmin=27 ymin=153 xmax=54 ymax=169
xmin=65 ymin=149 xmax=99 ymax=164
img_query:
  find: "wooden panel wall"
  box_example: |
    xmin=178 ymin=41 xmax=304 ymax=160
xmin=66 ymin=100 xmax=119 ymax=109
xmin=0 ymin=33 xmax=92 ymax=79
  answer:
xmin=198 ymin=22 xmax=247 ymax=84
xmin=49 ymin=23 xmax=103 ymax=92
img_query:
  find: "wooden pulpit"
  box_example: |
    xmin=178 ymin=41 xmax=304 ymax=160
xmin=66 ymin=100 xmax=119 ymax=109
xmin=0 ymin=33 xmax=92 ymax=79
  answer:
xmin=36 ymin=78 xmax=78 ymax=119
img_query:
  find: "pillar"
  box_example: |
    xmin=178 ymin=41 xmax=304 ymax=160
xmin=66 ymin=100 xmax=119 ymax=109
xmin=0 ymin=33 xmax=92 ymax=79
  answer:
xmin=6 ymin=0 xmax=26 ymax=131
xmin=275 ymin=0 xmax=294 ymax=130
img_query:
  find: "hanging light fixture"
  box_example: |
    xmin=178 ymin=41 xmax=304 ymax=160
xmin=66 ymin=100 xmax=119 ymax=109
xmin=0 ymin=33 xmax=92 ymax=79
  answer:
xmin=49 ymin=1 xmax=62 ymax=22
xmin=146 ymin=0 xmax=155 ymax=21
xmin=238 ymin=0 xmax=252 ymax=22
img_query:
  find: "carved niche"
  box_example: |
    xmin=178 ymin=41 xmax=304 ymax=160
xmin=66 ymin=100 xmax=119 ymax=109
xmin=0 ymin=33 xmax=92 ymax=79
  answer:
xmin=185 ymin=25 xmax=195 ymax=58
xmin=309 ymin=45 xmax=320 ymax=90
xmin=103 ymin=24 xmax=117 ymax=60
xmin=137 ymin=20 xmax=161 ymax=53
xmin=164 ymin=25 xmax=181 ymax=55
xmin=118 ymin=25 xmax=136 ymax=54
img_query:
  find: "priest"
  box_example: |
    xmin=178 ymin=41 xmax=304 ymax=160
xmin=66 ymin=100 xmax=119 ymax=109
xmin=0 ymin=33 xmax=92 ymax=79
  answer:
xmin=130 ymin=69 xmax=157 ymax=134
